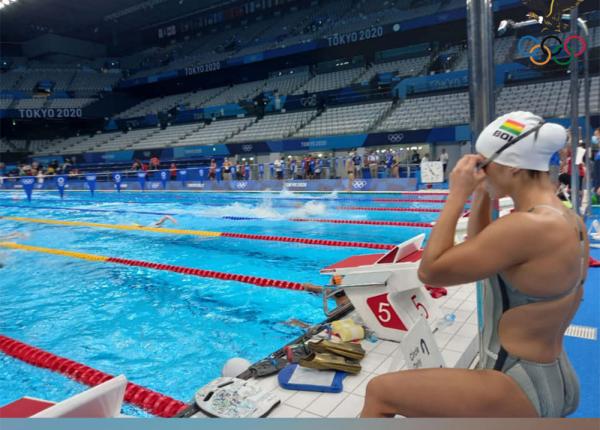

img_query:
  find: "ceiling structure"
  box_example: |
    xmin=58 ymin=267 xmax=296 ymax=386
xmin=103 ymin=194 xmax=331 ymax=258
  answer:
xmin=0 ymin=0 xmax=226 ymax=45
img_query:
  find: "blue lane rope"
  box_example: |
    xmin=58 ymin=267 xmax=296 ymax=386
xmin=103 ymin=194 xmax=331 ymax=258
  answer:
xmin=0 ymin=204 xmax=175 ymax=217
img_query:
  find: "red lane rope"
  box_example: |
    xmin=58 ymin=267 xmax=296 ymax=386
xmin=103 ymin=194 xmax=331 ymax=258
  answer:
xmin=220 ymin=232 xmax=395 ymax=250
xmin=396 ymin=191 xmax=449 ymax=195
xmin=373 ymin=198 xmax=448 ymax=203
xmin=289 ymin=218 xmax=433 ymax=228
xmin=105 ymin=257 xmax=305 ymax=291
xmin=339 ymin=206 xmax=443 ymax=213
xmin=0 ymin=334 xmax=186 ymax=417
xmin=373 ymin=198 xmax=471 ymax=204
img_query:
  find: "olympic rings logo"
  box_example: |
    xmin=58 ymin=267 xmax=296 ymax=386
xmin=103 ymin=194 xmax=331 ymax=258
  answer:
xmin=57 ymin=177 xmax=65 ymax=186
xmin=352 ymin=180 xmax=367 ymax=189
xmin=518 ymin=34 xmax=587 ymax=66
xmin=235 ymin=181 xmax=248 ymax=189
xmin=387 ymin=133 xmax=404 ymax=143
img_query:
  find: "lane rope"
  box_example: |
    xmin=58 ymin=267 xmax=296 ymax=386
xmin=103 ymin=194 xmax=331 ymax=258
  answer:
xmin=339 ymin=206 xmax=444 ymax=213
xmin=373 ymin=198 xmax=448 ymax=203
xmin=0 ymin=334 xmax=186 ymax=417
xmin=222 ymin=216 xmax=434 ymax=228
xmin=0 ymin=204 xmax=175 ymax=217
xmin=0 ymin=242 xmax=305 ymax=291
xmin=0 ymin=216 xmax=395 ymax=250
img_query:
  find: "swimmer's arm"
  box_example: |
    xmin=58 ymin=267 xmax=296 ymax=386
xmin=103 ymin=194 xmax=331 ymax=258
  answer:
xmin=419 ymin=213 xmax=535 ymax=287
xmin=466 ymin=186 xmax=492 ymax=239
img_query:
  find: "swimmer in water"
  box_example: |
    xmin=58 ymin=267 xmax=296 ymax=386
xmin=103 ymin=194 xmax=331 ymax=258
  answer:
xmin=0 ymin=232 xmax=28 ymax=268
xmin=0 ymin=232 xmax=28 ymax=242
xmin=283 ymin=275 xmax=349 ymax=328
xmin=132 ymin=215 xmax=177 ymax=228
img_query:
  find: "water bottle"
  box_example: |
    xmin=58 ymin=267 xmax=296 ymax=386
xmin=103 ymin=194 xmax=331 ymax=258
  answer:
xmin=364 ymin=328 xmax=378 ymax=343
xmin=436 ymin=313 xmax=456 ymax=330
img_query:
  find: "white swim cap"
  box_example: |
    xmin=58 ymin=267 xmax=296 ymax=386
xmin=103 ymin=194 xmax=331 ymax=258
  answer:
xmin=475 ymin=111 xmax=567 ymax=172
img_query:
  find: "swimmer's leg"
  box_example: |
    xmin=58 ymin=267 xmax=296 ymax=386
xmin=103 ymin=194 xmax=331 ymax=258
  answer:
xmin=360 ymin=367 xmax=538 ymax=418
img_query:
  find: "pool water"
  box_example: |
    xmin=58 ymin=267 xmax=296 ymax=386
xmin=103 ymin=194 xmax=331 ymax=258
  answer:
xmin=0 ymin=190 xmax=443 ymax=416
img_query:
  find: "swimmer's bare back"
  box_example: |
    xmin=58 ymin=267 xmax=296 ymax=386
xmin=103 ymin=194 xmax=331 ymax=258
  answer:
xmin=421 ymin=198 xmax=587 ymax=364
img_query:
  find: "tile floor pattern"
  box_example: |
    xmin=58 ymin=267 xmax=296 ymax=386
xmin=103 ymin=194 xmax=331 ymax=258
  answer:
xmin=193 ymin=283 xmax=479 ymax=418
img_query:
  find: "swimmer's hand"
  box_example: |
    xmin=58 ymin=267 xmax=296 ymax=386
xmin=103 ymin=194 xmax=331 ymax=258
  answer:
xmin=302 ymin=283 xmax=323 ymax=294
xmin=283 ymin=319 xmax=310 ymax=329
xmin=450 ymin=154 xmax=487 ymax=199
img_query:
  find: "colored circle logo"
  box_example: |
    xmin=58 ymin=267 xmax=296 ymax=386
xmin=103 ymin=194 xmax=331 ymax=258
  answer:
xmin=518 ymin=34 xmax=587 ymax=66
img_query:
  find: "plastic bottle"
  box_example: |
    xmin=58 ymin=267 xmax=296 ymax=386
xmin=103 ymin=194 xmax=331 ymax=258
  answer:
xmin=436 ymin=312 xmax=456 ymax=330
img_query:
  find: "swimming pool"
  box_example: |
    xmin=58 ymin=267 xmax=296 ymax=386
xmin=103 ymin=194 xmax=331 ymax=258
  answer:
xmin=0 ymin=190 xmax=445 ymax=416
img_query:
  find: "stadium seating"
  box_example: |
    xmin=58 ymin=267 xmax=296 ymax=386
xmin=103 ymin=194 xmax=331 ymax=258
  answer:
xmin=173 ymin=117 xmax=256 ymax=147
xmin=229 ymin=110 xmax=317 ymax=142
xmin=452 ymin=36 xmax=516 ymax=70
xmin=69 ymin=71 xmax=122 ymax=92
xmin=579 ymin=75 xmax=600 ymax=115
xmin=205 ymin=81 xmax=267 ymax=106
xmin=46 ymin=98 xmax=96 ymax=109
xmin=294 ymin=101 xmax=392 ymax=137
xmin=115 ymin=93 xmax=187 ymax=118
xmin=0 ymin=98 xmax=13 ymax=109
xmin=0 ymin=71 xmax=23 ymax=90
xmin=12 ymin=98 xmax=47 ymax=109
xmin=496 ymin=80 xmax=572 ymax=118
xmin=13 ymin=69 xmax=76 ymax=91
xmin=356 ymin=56 xmax=430 ymax=83
xmin=377 ymin=92 xmax=470 ymax=131
xmin=182 ymin=87 xmax=229 ymax=109
xmin=293 ymin=67 xmax=366 ymax=95
xmin=262 ymin=72 xmax=311 ymax=95
xmin=34 ymin=135 xmax=91 ymax=156
xmin=129 ymin=123 xmax=205 ymax=150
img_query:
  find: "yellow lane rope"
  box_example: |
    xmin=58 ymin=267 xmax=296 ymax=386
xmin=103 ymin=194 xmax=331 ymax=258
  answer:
xmin=0 ymin=216 xmax=222 ymax=238
xmin=0 ymin=241 xmax=109 ymax=262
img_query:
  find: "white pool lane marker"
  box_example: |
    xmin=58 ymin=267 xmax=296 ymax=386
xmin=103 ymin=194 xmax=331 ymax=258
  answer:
xmin=565 ymin=325 xmax=598 ymax=341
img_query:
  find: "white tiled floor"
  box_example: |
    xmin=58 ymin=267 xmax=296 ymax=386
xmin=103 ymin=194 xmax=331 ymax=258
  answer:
xmin=266 ymin=283 xmax=479 ymax=418
xmin=192 ymin=283 xmax=479 ymax=419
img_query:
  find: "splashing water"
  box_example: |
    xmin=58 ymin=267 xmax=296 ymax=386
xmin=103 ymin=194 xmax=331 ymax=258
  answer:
xmin=288 ymin=201 xmax=327 ymax=217
xmin=195 ymin=198 xmax=327 ymax=220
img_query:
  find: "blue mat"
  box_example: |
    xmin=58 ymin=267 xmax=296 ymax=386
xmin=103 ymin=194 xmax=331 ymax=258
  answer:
xmin=566 ymin=227 xmax=600 ymax=418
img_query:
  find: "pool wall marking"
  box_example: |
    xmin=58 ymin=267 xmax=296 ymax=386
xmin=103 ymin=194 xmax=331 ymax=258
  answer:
xmin=0 ymin=216 xmax=395 ymax=250
xmin=0 ymin=334 xmax=186 ymax=417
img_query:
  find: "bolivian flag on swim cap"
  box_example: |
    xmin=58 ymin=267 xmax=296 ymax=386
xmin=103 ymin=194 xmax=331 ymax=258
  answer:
xmin=476 ymin=111 xmax=567 ymax=172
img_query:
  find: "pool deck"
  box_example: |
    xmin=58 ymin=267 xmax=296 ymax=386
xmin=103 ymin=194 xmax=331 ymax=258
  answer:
xmin=191 ymin=283 xmax=479 ymax=418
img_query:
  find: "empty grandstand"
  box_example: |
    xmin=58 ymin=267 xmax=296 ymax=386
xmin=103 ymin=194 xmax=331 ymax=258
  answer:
xmin=295 ymin=101 xmax=392 ymax=138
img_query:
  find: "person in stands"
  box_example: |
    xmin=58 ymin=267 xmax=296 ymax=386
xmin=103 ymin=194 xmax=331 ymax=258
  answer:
xmin=149 ymin=155 xmax=160 ymax=170
xmin=439 ymin=148 xmax=449 ymax=175
xmin=209 ymin=159 xmax=217 ymax=180
xmin=222 ymin=158 xmax=232 ymax=181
